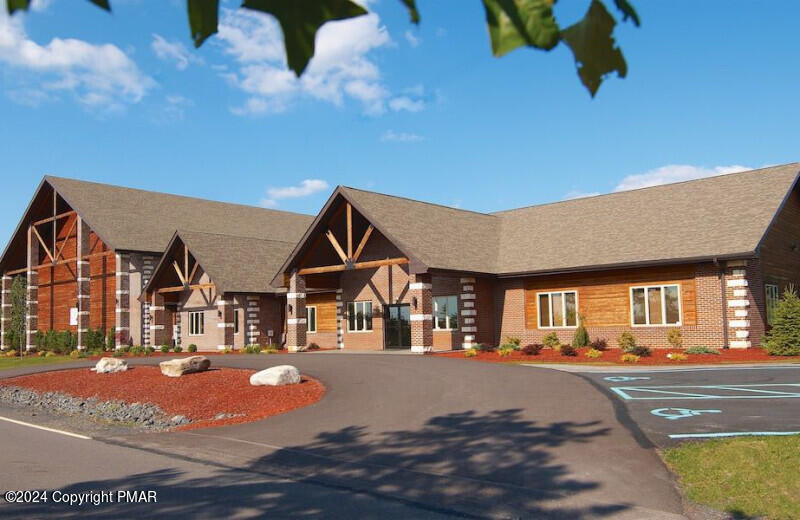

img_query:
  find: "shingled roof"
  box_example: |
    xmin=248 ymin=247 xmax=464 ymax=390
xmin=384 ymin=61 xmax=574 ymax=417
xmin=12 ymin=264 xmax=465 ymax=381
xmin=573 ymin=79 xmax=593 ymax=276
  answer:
xmin=145 ymin=230 xmax=295 ymax=295
xmin=44 ymin=176 xmax=314 ymax=253
xmin=289 ymin=163 xmax=799 ymax=276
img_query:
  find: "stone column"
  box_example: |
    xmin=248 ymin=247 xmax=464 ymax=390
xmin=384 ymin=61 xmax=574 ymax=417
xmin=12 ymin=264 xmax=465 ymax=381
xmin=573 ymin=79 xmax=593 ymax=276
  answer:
xmin=246 ymin=295 xmax=261 ymax=346
xmin=460 ymin=277 xmax=478 ymax=349
xmin=26 ymin=225 xmax=39 ymax=351
xmin=285 ymin=271 xmax=307 ymax=352
xmin=141 ymin=255 xmax=155 ymax=347
xmin=335 ymin=288 xmax=344 ymax=349
xmin=115 ymin=252 xmax=130 ymax=348
xmin=174 ymin=312 xmax=181 ymax=348
xmin=726 ymin=259 xmax=752 ymax=348
xmin=217 ymin=294 xmax=234 ymax=350
xmin=149 ymin=292 xmax=165 ymax=347
xmin=409 ymin=273 xmax=433 ymax=353
xmin=0 ymin=275 xmax=11 ymax=350
xmin=76 ymin=218 xmax=91 ymax=350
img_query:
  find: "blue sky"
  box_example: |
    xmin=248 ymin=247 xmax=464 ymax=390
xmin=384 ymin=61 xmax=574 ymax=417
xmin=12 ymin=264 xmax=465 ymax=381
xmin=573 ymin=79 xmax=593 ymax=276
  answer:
xmin=1 ymin=0 xmax=799 ymax=248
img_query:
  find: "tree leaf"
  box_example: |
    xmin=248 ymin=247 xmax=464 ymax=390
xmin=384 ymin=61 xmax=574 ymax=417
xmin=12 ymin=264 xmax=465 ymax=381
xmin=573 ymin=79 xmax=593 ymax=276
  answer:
xmin=87 ymin=0 xmax=111 ymax=11
xmin=243 ymin=0 xmax=368 ymax=77
xmin=398 ymin=0 xmax=420 ymax=24
xmin=6 ymin=0 xmax=30 ymax=14
xmin=482 ymin=0 xmax=560 ymax=57
xmin=561 ymin=0 xmax=627 ymax=96
xmin=187 ymin=0 xmax=219 ymax=48
xmin=613 ymin=0 xmax=640 ymax=26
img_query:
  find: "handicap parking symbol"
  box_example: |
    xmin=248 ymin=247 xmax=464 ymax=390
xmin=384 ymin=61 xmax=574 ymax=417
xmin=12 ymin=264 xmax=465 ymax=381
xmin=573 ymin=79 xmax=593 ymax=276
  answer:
xmin=604 ymin=376 xmax=651 ymax=382
xmin=650 ymin=408 xmax=721 ymax=421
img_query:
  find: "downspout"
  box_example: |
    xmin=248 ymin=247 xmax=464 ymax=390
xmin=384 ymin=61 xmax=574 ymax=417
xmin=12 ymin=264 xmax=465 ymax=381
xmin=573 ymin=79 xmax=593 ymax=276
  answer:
xmin=716 ymin=257 xmax=729 ymax=349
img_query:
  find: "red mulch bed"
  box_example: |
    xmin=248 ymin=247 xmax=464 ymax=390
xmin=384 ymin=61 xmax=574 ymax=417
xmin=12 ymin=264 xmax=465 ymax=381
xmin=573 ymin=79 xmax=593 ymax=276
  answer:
xmin=435 ymin=347 xmax=800 ymax=365
xmin=0 ymin=365 xmax=325 ymax=431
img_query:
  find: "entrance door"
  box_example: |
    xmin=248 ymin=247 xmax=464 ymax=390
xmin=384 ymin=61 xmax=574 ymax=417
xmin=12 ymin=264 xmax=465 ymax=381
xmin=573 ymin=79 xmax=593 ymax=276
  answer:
xmin=384 ymin=304 xmax=411 ymax=349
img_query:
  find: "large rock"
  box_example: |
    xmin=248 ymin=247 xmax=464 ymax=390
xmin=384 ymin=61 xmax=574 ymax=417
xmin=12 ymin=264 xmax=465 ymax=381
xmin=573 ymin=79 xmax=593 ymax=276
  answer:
xmin=250 ymin=365 xmax=301 ymax=386
xmin=159 ymin=356 xmax=211 ymax=377
xmin=91 ymin=357 xmax=128 ymax=374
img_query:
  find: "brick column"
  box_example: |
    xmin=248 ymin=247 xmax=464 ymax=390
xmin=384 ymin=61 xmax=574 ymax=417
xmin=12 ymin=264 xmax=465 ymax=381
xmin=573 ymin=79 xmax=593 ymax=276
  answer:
xmin=246 ymin=295 xmax=260 ymax=346
xmin=25 ymin=225 xmax=39 ymax=351
xmin=115 ymin=253 xmax=130 ymax=348
xmin=174 ymin=312 xmax=181 ymax=348
xmin=460 ymin=277 xmax=477 ymax=349
xmin=149 ymin=292 xmax=165 ymax=347
xmin=725 ymin=260 xmax=752 ymax=348
xmin=0 ymin=275 xmax=11 ymax=350
xmin=76 ymin=218 xmax=91 ymax=350
xmin=217 ymin=295 xmax=234 ymax=350
xmin=335 ymin=288 xmax=344 ymax=349
xmin=286 ymin=271 xmax=307 ymax=352
xmin=141 ymin=255 xmax=155 ymax=347
xmin=410 ymin=273 xmax=433 ymax=353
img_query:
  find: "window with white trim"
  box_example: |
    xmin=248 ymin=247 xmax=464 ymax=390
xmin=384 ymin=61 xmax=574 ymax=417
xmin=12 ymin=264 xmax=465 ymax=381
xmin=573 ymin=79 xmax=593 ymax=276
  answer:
xmin=433 ymin=295 xmax=458 ymax=330
xmin=189 ymin=311 xmax=204 ymax=335
xmin=631 ymin=284 xmax=681 ymax=326
xmin=306 ymin=306 xmax=317 ymax=333
xmin=347 ymin=301 xmax=372 ymax=332
xmin=234 ymin=308 xmax=240 ymax=335
xmin=766 ymin=284 xmax=779 ymax=325
xmin=69 ymin=307 xmax=78 ymax=326
xmin=537 ymin=291 xmax=578 ymax=328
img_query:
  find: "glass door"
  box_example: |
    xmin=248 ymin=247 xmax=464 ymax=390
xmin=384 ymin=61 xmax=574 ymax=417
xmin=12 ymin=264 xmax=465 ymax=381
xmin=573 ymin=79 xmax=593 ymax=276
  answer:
xmin=384 ymin=304 xmax=411 ymax=349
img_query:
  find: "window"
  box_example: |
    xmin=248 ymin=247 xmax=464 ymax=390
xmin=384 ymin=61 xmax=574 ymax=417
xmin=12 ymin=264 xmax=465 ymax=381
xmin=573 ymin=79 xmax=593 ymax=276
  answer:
xmin=233 ymin=308 xmax=240 ymax=335
xmin=630 ymin=285 xmax=681 ymax=326
xmin=189 ymin=311 xmax=204 ymax=335
xmin=766 ymin=284 xmax=779 ymax=325
xmin=69 ymin=307 xmax=78 ymax=326
xmin=347 ymin=301 xmax=373 ymax=332
xmin=537 ymin=291 xmax=578 ymax=328
xmin=433 ymin=295 xmax=458 ymax=330
xmin=307 ymin=306 xmax=317 ymax=333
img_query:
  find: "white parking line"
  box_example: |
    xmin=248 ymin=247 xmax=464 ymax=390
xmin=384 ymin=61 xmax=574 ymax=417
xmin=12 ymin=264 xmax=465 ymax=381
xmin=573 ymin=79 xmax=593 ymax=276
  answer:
xmin=0 ymin=415 xmax=91 ymax=440
xmin=611 ymin=383 xmax=800 ymax=400
xmin=669 ymin=431 xmax=800 ymax=439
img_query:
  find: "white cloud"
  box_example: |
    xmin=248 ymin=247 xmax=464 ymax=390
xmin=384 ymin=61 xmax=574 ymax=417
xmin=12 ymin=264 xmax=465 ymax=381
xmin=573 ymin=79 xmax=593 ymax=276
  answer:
xmin=563 ymin=190 xmax=601 ymax=200
xmin=260 ymin=179 xmax=330 ymax=208
xmin=404 ymin=29 xmax=420 ymax=47
xmin=216 ymin=7 xmax=405 ymax=116
xmin=389 ymin=95 xmax=424 ymax=112
xmin=380 ymin=130 xmax=424 ymax=143
xmin=151 ymin=34 xmax=200 ymax=70
xmin=0 ymin=10 xmax=154 ymax=110
xmin=152 ymin=94 xmax=193 ymax=124
xmin=614 ymin=164 xmax=752 ymax=192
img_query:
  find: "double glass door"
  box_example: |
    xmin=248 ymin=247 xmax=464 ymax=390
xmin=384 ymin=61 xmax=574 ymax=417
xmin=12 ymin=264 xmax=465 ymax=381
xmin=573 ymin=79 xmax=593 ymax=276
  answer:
xmin=384 ymin=304 xmax=411 ymax=349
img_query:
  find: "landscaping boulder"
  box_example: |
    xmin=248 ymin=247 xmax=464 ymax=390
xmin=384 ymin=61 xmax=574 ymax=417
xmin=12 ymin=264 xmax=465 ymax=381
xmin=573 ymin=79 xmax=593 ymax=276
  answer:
xmin=91 ymin=357 xmax=128 ymax=374
xmin=159 ymin=356 xmax=211 ymax=377
xmin=250 ymin=365 xmax=301 ymax=386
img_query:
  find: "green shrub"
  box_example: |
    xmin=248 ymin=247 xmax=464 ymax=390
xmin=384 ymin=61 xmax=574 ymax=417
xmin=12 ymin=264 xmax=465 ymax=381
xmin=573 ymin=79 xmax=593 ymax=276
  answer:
xmin=37 ymin=329 xmax=77 ymax=354
xmin=130 ymin=346 xmax=145 ymax=356
xmin=112 ymin=349 xmax=124 ymax=358
xmin=475 ymin=343 xmax=496 ymax=353
xmin=188 ymin=344 xmax=197 ymax=353
xmin=243 ymin=345 xmax=261 ymax=354
xmin=543 ymin=332 xmax=560 ymax=349
xmin=504 ymin=336 xmax=522 ymax=349
xmin=560 ymin=344 xmax=578 ymax=356
xmin=621 ymin=353 xmax=640 ymax=363
xmin=69 ymin=349 xmax=80 ymax=358
xmin=572 ymin=321 xmax=590 ymax=348
xmin=160 ymin=345 xmax=170 ymax=353
xmin=106 ymin=327 xmax=116 ymax=351
xmin=464 ymin=348 xmax=478 ymax=358
xmin=173 ymin=345 xmax=183 ymax=353
xmin=667 ymin=328 xmax=682 ymax=349
xmin=764 ymin=287 xmax=800 ymax=356
xmin=308 ymin=342 xmax=321 ymax=350
xmin=145 ymin=346 xmax=155 ymax=355
xmin=685 ymin=346 xmax=720 ymax=355
xmin=617 ymin=331 xmax=637 ymax=351
xmin=85 ymin=328 xmax=106 ymax=351
xmin=585 ymin=348 xmax=603 ymax=359
xmin=497 ymin=345 xmax=514 ymax=357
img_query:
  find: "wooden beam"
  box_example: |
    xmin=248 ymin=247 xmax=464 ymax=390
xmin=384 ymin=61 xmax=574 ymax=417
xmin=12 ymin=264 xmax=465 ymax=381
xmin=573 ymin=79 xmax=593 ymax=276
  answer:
xmin=346 ymin=202 xmax=353 ymax=258
xmin=32 ymin=210 xmax=75 ymax=227
xmin=31 ymin=224 xmax=54 ymax=262
xmin=298 ymin=256 xmax=408 ymax=276
xmin=188 ymin=261 xmax=199 ymax=285
xmin=184 ymin=245 xmax=189 ymax=280
xmin=172 ymin=260 xmax=187 ymax=285
xmin=5 ymin=250 xmax=114 ymax=275
xmin=325 ymin=230 xmax=348 ymax=263
xmin=54 ymin=217 xmax=76 ymax=262
xmin=353 ymin=225 xmax=374 ymax=262
xmin=157 ymin=282 xmax=215 ymax=294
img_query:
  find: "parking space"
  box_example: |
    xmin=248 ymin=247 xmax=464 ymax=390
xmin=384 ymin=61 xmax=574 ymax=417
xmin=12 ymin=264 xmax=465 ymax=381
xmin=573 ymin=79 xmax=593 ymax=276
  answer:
xmin=581 ymin=365 xmax=800 ymax=447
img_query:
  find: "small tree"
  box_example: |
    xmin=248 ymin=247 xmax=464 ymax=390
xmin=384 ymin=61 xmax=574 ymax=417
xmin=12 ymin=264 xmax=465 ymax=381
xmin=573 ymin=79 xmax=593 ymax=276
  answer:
xmin=106 ymin=327 xmax=116 ymax=351
xmin=572 ymin=316 xmax=590 ymax=347
xmin=667 ymin=328 xmax=682 ymax=349
xmin=764 ymin=287 xmax=800 ymax=356
xmin=8 ymin=276 xmax=27 ymax=352
xmin=543 ymin=332 xmax=560 ymax=349
xmin=618 ymin=331 xmax=637 ymax=352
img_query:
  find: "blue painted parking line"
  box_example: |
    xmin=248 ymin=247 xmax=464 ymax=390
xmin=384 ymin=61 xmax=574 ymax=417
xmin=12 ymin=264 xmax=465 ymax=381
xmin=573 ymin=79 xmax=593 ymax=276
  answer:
xmin=668 ymin=431 xmax=800 ymax=439
xmin=610 ymin=383 xmax=800 ymax=400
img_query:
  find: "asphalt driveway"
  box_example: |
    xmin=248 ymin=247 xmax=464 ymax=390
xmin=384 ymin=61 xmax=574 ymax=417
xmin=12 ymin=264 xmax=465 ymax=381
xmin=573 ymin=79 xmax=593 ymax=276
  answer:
xmin=0 ymin=353 xmax=685 ymax=519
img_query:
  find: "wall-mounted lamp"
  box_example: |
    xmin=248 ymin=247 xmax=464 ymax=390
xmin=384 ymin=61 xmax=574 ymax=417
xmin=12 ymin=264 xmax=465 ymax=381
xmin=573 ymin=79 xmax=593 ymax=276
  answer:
xmin=288 ymin=303 xmax=293 ymax=315
xmin=217 ymin=309 xmax=222 ymax=319
xmin=412 ymin=296 xmax=418 ymax=309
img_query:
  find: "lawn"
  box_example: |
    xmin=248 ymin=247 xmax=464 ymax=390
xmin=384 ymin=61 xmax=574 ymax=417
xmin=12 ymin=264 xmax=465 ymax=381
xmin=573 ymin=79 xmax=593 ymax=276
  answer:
xmin=664 ymin=435 xmax=800 ymax=520
xmin=0 ymin=354 xmax=75 ymax=371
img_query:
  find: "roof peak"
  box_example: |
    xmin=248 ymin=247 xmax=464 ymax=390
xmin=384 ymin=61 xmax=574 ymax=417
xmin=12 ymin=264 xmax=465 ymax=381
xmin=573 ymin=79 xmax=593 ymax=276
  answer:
xmin=339 ymin=185 xmax=498 ymax=218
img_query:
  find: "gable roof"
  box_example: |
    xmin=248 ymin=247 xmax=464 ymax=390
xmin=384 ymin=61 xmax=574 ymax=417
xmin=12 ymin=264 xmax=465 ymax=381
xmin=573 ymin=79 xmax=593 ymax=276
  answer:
xmin=145 ymin=230 xmax=296 ymax=295
xmin=44 ymin=176 xmax=314 ymax=253
xmin=280 ymin=163 xmax=800 ymax=278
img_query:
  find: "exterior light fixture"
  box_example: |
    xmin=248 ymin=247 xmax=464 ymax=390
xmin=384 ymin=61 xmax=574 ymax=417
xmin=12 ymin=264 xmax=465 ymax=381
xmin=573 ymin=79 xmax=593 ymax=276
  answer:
xmin=412 ymin=296 xmax=418 ymax=309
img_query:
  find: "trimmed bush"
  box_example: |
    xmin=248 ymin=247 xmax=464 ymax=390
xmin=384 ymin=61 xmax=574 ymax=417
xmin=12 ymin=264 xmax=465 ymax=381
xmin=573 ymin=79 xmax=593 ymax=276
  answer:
xmin=243 ymin=345 xmax=261 ymax=354
xmin=764 ymin=287 xmax=800 ymax=356
xmin=667 ymin=328 xmax=682 ymax=349
xmin=618 ymin=331 xmax=636 ymax=351
xmin=145 ymin=346 xmax=155 ymax=355
xmin=497 ymin=345 xmax=514 ymax=357
xmin=590 ymin=338 xmax=608 ymax=351
xmin=627 ymin=345 xmax=652 ymax=357
xmin=521 ymin=344 xmax=543 ymax=355
xmin=685 ymin=346 xmax=720 ymax=355
xmin=173 ymin=345 xmax=183 ymax=353
xmin=572 ymin=322 xmax=590 ymax=348
xmin=160 ymin=345 xmax=170 ymax=353
xmin=585 ymin=348 xmax=603 ymax=359
xmin=106 ymin=327 xmax=116 ymax=351
xmin=560 ymin=344 xmax=578 ymax=356
xmin=464 ymin=348 xmax=478 ymax=358
xmin=543 ymin=332 xmax=560 ymax=349
xmin=188 ymin=344 xmax=197 ymax=353
xmin=621 ymin=353 xmax=640 ymax=363
xmin=667 ymin=352 xmax=688 ymax=361
xmin=504 ymin=336 xmax=522 ymax=349
xmin=130 ymin=346 xmax=145 ymax=356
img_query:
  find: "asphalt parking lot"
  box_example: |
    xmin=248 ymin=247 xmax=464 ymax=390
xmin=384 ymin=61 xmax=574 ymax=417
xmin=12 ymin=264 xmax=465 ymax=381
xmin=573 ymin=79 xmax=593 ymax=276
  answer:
xmin=580 ymin=365 xmax=800 ymax=447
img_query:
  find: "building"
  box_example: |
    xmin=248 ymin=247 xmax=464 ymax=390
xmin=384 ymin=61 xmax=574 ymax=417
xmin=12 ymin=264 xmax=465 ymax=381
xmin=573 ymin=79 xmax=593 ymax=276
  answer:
xmin=2 ymin=163 xmax=800 ymax=353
